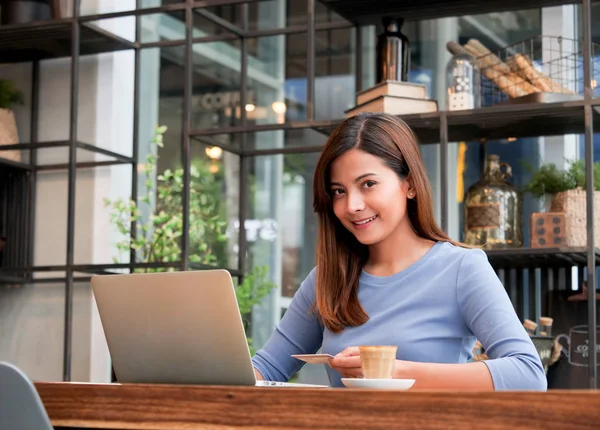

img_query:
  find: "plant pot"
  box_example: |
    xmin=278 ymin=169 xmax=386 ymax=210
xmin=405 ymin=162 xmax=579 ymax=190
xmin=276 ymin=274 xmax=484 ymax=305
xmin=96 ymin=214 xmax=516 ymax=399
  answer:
xmin=0 ymin=0 xmax=52 ymax=25
xmin=0 ymin=108 xmax=21 ymax=162
xmin=551 ymin=188 xmax=600 ymax=248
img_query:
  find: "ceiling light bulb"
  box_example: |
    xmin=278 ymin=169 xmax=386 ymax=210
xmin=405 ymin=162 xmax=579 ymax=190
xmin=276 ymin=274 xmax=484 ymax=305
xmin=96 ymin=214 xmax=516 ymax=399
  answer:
xmin=205 ymin=146 xmax=223 ymax=160
xmin=271 ymin=101 xmax=287 ymax=114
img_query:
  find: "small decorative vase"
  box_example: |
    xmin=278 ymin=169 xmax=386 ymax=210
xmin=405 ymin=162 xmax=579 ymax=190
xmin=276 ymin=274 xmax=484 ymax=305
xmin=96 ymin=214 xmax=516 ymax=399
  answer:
xmin=376 ymin=17 xmax=410 ymax=83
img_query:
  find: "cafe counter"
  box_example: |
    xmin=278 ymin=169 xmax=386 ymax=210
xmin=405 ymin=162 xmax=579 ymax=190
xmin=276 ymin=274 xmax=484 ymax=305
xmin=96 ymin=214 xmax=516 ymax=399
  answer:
xmin=35 ymin=382 xmax=600 ymax=429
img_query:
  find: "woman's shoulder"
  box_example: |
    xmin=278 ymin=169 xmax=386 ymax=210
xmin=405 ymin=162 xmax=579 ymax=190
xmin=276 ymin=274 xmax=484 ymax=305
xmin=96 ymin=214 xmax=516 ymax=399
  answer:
xmin=434 ymin=241 xmax=490 ymax=269
xmin=295 ymin=266 xmax=318 ymax=299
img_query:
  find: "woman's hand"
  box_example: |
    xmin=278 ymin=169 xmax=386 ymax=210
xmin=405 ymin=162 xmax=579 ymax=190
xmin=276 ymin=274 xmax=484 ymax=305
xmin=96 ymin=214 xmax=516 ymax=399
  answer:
xmin=329 ymin=348 xmax=496 ymax=390
xmin=327 ymin=347 xmax=363 ymax=378
xmin=329 ymin=347 xmax=410 ymax=379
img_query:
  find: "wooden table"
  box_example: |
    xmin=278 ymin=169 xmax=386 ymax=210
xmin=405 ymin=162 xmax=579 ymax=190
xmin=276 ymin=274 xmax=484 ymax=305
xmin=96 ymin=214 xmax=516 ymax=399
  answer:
xmin=36 ymin=382 xmax=600 ymax=429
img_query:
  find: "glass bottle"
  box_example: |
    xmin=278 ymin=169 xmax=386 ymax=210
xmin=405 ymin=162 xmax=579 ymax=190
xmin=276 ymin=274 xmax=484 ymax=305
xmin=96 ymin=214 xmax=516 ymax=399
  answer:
xmin=446 ymin=53 xmax=481 ymax=111
xmin=376 ymin=17 xmax=410 ymax=83
xmin=463 ymin=154 xmax=522 ymax=249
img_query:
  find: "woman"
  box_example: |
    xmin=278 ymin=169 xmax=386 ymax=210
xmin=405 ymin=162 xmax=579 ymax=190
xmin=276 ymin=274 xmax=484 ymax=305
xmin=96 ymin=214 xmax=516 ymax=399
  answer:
xmin=251 ymin=112 xmax=546 ymax=391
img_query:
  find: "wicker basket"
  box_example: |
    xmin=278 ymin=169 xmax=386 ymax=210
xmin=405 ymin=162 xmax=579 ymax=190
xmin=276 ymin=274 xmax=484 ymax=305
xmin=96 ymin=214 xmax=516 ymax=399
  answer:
xmin=550 ymin=188 xmax=600 ymax=247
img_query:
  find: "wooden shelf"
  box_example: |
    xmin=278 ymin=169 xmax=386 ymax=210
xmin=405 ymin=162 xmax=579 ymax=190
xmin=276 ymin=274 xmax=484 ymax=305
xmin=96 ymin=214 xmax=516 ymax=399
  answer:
xmin=0 ymin=274 xmax=28 ymax=284
xmin=319 ymin=0 xmax=577 ymax=25
xmin=313 ymin=100 xmax=600 ymax=145
xmin=0 ymin=140 xmax=134 ymax=171
xmin=486 ymin=247 xmax=600 ymax=269
xmin=0 ymin=157 xmax=32 ymax=171
xmin=0 ymin=20 xmax=134 ymax=63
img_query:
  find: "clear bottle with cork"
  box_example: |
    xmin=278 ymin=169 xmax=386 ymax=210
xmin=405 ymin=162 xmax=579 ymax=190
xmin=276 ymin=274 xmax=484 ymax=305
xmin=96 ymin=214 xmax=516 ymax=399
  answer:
xmin=524 ymin=319 xmax=537 ymax=336
xmin=446 ymin=52 xmax=481 ymax=111
xmin=539 ymin=317 xmax=553 ymax=336
xmin=463 ymin=154 xmax=523 ymax=249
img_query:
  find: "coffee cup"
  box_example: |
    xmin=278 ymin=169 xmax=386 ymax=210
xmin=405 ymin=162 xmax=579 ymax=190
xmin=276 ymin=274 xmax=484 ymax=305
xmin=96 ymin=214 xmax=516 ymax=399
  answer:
xmin=359 ymin=345 xmax=397 ymax=379
xmin=556 ymin=325 xmax=600 ymax=367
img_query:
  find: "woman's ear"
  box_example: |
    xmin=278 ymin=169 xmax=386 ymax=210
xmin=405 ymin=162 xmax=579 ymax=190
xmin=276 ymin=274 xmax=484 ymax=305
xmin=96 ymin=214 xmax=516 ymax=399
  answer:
xmin=405 ymin=175 xmax=416 ymax=199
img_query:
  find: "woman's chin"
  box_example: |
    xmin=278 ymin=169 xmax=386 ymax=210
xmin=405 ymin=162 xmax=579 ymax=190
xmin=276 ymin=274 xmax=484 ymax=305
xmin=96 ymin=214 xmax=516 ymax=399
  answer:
xmin=352 ymin=231 xmax=383 ymax=246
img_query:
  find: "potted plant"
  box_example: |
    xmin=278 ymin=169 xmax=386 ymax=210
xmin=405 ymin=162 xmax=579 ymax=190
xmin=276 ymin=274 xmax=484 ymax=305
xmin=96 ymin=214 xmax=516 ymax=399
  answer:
xmin=0 ymin=79 xmax=23 ymax=162
xmin=105 ymin=125 xmax=275 ymax=353
xmin=525 ymin=159 xmax=600 ymax=248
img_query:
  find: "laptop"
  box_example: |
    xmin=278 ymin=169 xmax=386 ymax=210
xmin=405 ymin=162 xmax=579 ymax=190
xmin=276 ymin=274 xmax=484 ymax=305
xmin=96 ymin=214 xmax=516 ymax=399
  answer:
xmin=90 ymin=269 xmax=327 ymax=388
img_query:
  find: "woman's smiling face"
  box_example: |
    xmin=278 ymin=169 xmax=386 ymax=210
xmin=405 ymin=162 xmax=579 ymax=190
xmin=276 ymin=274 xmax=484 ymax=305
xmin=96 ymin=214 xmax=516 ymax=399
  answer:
xmin=329 ymin=148 xmax=413 ymax=246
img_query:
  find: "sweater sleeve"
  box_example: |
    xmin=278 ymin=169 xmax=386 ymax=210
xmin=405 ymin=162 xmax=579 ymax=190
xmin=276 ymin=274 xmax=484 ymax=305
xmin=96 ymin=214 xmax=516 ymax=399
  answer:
xmin=456 ymin=249 xmax=547 ymax=391
xmin=251 ymin=268 xmax=323 ymax=382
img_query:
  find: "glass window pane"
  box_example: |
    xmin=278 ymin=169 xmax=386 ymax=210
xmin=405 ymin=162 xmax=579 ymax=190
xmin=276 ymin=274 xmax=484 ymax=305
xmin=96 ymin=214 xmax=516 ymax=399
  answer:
xmin=192 ymin=40 xmax=242 ymax=129
xmin=141 ymin=12 xmax=186 ymax=44
xmin=193 ymin=7 xmax=243 ymax=38
xmin=188 ymin=143 xmax=239 ymax=270
xmin=203 ymin=5 xmax=244 ymax=30
xmin=245 ymin=129 xmax=327 ymax=151
xmin=316 ymin=0 xmax=350 ymax=24
xmin=587 ymin=3 xmax=600 ymax=99
xmin=82 ymin=0 xmax=184 ymax=13
xmin=139 ymin=0 xmax=184 ymax=8
xmin=247 ymin=0 xmax=305 ymax=31
xmin=315 ymin=27 xmax=355 ymax=119
xmin=192 ymin=133 xmax=243 ymax=152
xmin=247 ymin=33 xmax=307 ymax=125
xmin=136 ymin=46 xmax=185 ymax=268
xmin=247 ymin=151 xmax=319 ymax=351
xmin=80 ymin=0 xmax=135 ymax=16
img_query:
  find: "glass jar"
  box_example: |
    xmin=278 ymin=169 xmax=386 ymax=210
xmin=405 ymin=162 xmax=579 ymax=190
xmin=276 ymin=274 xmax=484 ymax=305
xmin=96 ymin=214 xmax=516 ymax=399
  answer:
xmin=446 ymin=53 xmax=481 ymax=111
xmin=463 ymin=154 xmax=523 ymax=249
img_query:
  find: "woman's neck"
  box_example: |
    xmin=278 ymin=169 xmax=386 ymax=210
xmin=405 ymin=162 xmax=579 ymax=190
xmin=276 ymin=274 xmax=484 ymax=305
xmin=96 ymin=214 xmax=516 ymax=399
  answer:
xmin=365 ymin=223 xmax=436 ymax=277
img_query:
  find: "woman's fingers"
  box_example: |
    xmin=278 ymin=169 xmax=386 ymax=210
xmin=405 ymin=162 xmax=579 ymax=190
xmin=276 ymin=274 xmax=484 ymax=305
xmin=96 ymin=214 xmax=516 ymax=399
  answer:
xmin=329 ymin=355 xmax=361 ymax=368
xmin=329 ymin=347 xmax=363 ymax=378
xmin=335 ymin=367 xmax=363 ymax=378
xmin=338 ymin=346 xmax=360 ymax=357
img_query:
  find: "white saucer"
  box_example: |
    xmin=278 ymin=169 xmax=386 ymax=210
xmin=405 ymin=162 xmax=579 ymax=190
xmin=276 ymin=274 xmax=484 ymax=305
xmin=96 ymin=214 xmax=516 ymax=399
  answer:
xmin=341 ymin=378 xmax=415 ymax=390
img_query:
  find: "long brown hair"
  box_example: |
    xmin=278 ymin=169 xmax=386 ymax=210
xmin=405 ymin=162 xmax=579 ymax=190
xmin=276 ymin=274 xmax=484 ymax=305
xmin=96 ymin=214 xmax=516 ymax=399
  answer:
xmin=312 ymin=112 xmax=459 ymax=333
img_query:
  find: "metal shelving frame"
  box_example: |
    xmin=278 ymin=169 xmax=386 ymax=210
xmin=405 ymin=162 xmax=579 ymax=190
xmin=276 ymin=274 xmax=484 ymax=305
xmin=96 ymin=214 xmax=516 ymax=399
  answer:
xmin=0 ymin=0 xmax=598 ymax=386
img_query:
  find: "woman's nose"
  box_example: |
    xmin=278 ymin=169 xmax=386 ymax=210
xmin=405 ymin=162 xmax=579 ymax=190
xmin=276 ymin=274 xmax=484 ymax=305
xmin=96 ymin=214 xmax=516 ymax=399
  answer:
xmin=346 ymin=191 xmax=365 ymax=214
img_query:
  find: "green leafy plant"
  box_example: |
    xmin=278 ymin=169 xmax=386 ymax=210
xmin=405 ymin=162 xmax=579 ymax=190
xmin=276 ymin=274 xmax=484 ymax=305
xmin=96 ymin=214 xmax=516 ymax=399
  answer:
xmin=0 ymin=79 xmax=23 ymax=110
xmin=236 ymin=265 xmax=276 ymax=355
xmin=524 ymin=159 xmax=600 ymax=197
xmin=104 ymin=125 xmax=275 ymax=353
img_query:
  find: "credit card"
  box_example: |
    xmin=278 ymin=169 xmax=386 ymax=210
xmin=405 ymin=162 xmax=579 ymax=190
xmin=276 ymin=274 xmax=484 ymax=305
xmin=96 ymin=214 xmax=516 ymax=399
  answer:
xmin=291 ymin=354 xmax=335 ymax=364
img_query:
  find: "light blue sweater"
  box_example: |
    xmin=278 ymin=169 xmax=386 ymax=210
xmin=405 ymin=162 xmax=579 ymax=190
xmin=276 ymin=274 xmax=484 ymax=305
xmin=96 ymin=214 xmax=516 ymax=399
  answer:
xmin=252 ymin=241 xmax=547 ymax=390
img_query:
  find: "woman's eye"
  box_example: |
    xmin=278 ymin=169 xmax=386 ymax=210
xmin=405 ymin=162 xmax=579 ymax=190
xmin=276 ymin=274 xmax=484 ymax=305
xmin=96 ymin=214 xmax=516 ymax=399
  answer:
xmin=363 ymin=180 xmax=377 ymax=188
xmin=331 ymin=189 xmax=344 ymax=196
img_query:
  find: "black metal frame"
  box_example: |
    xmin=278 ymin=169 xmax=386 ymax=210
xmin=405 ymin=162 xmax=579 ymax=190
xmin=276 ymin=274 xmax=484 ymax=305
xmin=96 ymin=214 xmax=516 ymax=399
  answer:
xmin=0 ymin=0 xmax=597 ymax=386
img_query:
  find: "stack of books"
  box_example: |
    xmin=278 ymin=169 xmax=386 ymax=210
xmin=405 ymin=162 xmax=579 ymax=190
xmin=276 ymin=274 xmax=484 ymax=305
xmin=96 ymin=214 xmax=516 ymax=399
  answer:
xmin=344 ymin=80 xmax=438 ymax=118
